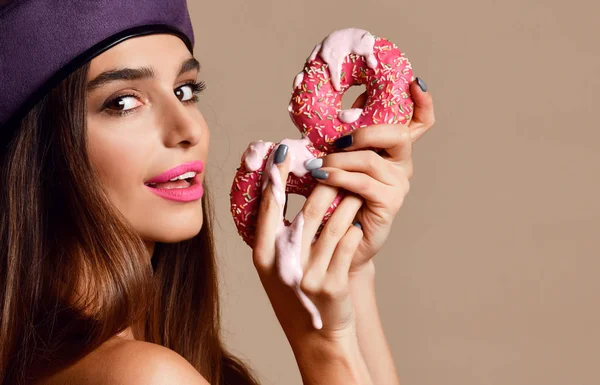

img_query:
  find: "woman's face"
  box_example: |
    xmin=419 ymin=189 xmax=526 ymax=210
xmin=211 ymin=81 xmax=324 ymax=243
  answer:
xmin=86 ymin=34 xmax=209 ymax=245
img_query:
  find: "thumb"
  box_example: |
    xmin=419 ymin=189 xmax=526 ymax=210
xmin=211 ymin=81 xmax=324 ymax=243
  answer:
xmin=253 ymin=143 xmax=290 ymax=272
xmin=408 ymin=77 xmax=435 ymax=143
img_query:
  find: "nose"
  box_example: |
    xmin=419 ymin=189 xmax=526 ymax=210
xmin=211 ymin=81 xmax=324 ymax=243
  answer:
xmin=160 ymin=95 xmax=203 ymax=148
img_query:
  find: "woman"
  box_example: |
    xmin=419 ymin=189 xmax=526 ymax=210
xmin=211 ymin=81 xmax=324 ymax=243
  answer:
xmin=0 ymin=1 xmax=435 ymax=384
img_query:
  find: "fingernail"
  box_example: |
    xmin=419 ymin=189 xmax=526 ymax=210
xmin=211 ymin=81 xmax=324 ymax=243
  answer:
xmin=416 ymin=77 xmax=428 ymax=93
xmin=334 ymin=135 xmax=353 ymax=149
xmin=304 ymin=158 xmax=323 ymax=170
xmin=311 ymin=169 xmax=329 ymax=180
xmin=274 ymin=144 xmax=288 ymax=164
xmin=353 ymin=221 xmax=362 ymax=230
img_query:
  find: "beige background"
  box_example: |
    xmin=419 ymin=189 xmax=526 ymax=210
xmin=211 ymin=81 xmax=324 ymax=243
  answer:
xmin=187 ymin=0 xmax=600 ymax=384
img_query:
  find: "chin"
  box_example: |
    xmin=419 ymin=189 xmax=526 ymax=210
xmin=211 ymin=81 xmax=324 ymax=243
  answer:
xmin=136 ymin=205 xmax=204 ymax=243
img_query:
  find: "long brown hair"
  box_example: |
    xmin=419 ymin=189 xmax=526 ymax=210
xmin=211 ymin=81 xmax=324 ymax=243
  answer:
xmin=0 ymin=62 xmax=259 ymax=385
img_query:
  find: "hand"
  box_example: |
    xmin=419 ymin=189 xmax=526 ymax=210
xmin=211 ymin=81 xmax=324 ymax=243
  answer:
xmin=306 ymin=78 xmax=436 ymax=274
xmin=253 ymin=145 xmax=365 ymax=345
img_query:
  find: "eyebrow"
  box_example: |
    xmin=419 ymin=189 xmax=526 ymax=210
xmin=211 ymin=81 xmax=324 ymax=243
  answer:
xmin=86 ymin=57 xmax=201 ymax=91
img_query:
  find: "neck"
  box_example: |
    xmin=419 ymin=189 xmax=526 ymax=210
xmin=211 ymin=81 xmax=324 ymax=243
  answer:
xmin=145 ymin=240 xmax=155 ymax=257
xmin=116 ymin=318 xmax=146 ymax=341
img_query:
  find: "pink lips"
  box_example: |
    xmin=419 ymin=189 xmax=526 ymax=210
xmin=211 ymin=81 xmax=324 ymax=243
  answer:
xmin=145 ymin=160 xmax=204 ymax=202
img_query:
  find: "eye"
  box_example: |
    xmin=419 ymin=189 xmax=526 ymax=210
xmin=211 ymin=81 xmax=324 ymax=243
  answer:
xmin=105 ymin=95 xmax=143 ymax=112
xmin=175 ymin=84 xmax=195 ymax=102
xmin=174 ymin=81 xmax=206 ymax=104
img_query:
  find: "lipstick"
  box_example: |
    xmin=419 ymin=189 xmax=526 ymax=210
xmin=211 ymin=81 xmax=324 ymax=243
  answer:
xmin=145 ymin=160 xmax=204 ymax=202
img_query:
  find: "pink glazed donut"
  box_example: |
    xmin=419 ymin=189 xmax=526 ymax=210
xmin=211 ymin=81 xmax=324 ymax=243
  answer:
xmin=289 ymin=28 xmax=415 ymax=152
xmin=231 ymin=28 xmax=414 ymax=248
xmin=230 ymin=138 xmax=343 ymax=248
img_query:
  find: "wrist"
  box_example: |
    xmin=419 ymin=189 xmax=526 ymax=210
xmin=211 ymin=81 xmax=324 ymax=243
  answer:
xmin=292 ymin=332 xmax=373 ymax=385
xmin=349 ymin=260 xmax=376 ymax=284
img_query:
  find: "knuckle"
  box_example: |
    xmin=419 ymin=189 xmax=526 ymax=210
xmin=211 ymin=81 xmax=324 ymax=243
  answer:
xmin=362 ymin=178 xmax=377 ymax=198
xmin=322 ymin=278 xmax=348 ymax=300
xmin=252 ymin=250 xmax=270 ymax=273
xmin=393 ymin=193 xmax=406 ymax=212
xmin=300 ymin=274 xmax=321 ymax=296
xmin=323 ymin=222 xmax=343 ymax=239
xmin=404 ymin=179 xmax=411 ymax=195
xmin=397 ymin=128 xmax=411 ymax=146
xmin=366 ymin=151 xmax=380 ymax=170
xmin=303 ymin=201 xmax=324 ymax=222
xmin=338 ymin=234 xmax=358 ymax=256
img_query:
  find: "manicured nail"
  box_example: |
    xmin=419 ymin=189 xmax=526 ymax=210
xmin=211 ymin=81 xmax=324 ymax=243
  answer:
xmin=274 ymin=144 xmax=288 ymax=164
xmin=311 ymin=169 xmax=329 ymax=180
xmin=305 ymin=158 xmax=323 ymax=170
xmin=416 ymin=77 xmax=428 ymax=93
xmin=353 ymin=221 xmax=362 ymax=230
xmin=334 ymin=135 xmax=353 ymax=149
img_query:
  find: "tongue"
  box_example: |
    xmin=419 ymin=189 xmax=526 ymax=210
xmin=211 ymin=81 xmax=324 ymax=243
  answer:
xmin=150 ymin=179 xmax=191 ymax=189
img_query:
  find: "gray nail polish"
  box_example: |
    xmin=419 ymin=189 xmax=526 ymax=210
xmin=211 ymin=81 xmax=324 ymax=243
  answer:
xmin=353 ymin=221 xmax=362 ymax=230
xmin=305 ymin=158 xmax=323 ymax=170
xmin=416 ymin=77 xmax=428 ymax=93
xmin=274 ymin=144 xmax=288 ymax=164
xmin=311 ymin=169 xmax=329 ymax=180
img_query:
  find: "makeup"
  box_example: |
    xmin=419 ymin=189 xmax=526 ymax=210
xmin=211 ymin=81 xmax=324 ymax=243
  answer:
xmin=145 ymin=160 xmax=204 ymax=202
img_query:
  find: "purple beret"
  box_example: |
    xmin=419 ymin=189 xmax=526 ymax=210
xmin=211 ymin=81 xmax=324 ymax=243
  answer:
xmin=0 ymin=0 xmax=195 ymax=144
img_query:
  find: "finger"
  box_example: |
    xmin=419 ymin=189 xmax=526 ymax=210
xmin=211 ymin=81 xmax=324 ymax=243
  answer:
xmin=327 ymin=221 xmax=363 ymax=279
xmin=307 ymin=194 xmax=362 ymax=277
xmin=253 ymin=144 xmax=290 ymax=272
xmin=297 ymin=183 xmax=340 ymax=268
xmin=308 ymin=150 xmax=397 ymax=186
xmin=332 ymin=124 xmax=412 ymax=164
xmin=408 ymin=77 xmax=435 ymax=143
xmin=312 ymin=168 xmax=394 ymax=204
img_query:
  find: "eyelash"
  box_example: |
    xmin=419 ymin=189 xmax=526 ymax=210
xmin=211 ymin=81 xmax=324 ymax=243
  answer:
xmin=102 ymin=80 xmax=207 ymax=117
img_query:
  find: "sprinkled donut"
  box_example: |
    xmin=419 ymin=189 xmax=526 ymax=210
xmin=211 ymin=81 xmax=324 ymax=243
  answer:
xmin=289 ymin=28 xmax=415 ymax=152
xmin=229 ymin=28 xmax=415 ymax=329
xmin=230 ymin=137 xmax=343 ymax=248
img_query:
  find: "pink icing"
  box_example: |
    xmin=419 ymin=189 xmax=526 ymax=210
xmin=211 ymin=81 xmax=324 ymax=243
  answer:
xmin=261 ymin=137 xmax=324 ymax=330
xmin=308 ymin=43 xmax=322 ymax=62
xmin=289 ymin=30 xmax=415 ymax=152
xmin=338 ymin=108 xmax=363 ymax=124
xmin=318 ymin=28 xmax=377 ymax=92
xmin=233 ymin=28 xmax=415 ymax=330
xmin=293 ymin=71 xmax=305 ymax=89
xmin=260 ymin=137 xmax=314 ymax=192
xmin=243 ymin=140 xmax=274 ymax=172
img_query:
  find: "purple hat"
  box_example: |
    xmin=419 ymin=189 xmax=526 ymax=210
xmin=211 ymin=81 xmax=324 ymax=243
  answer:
xmin=0 ymin=0 xmax=195 ymax=145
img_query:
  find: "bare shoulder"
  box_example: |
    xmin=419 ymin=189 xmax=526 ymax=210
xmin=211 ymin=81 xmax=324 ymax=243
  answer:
xmin=36 ymin=338 xmax=210 ymax=385
xmin=98 ymin=339 xmax=210 ymax=385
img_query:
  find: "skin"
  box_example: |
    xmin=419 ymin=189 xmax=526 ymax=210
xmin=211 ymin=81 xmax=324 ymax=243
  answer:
xmin=40 ymin=33 xmax=435 ymax=385
xmin=37 ymin=33 xmax=212 ymax=385
xmin=315 ymin=81 xmax=435 ymax=274
xmin=319 ymin=82 xmax=436 ymax=385
xmin=86 ymin=34 xmax=209 ymax=255
xmin=253 ymin=80 xmax=435 ymax=385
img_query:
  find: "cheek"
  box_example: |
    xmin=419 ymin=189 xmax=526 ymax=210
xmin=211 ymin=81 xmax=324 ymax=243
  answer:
xmin=87 ymin=124 xmax=151 ymax=198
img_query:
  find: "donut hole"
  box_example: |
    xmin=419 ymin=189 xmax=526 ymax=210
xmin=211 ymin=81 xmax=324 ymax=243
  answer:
xmin=342 ymin=84 xmax=367 ymax=110
xmin=284 ymin=193 xmax=306 ymax=223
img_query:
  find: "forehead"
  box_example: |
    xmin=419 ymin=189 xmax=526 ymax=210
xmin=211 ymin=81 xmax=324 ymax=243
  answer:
xmin=88 ymin=34 xmax=192 ymax=78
